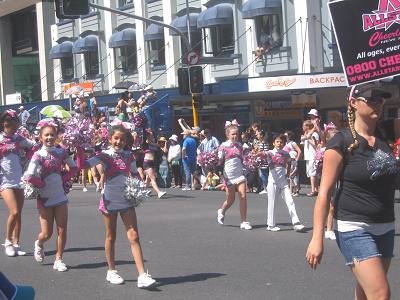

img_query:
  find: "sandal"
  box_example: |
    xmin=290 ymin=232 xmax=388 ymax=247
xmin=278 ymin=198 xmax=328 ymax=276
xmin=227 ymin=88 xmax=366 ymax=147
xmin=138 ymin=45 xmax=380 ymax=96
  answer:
xmin=306 ymin=192 xmax=318 ymax=197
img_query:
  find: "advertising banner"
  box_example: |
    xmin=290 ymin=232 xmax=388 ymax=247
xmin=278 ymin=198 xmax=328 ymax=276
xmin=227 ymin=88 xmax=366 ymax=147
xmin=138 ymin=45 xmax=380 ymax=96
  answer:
xmin=328 ymin=0 xmax=400 ymax=86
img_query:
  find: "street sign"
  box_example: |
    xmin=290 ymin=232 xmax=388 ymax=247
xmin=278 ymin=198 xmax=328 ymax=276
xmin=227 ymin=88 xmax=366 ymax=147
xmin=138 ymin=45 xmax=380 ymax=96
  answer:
xmin=186 ymin=51 xmax=200 ymax=65
xmin=328 ymin=0 xmax=400 ymax=86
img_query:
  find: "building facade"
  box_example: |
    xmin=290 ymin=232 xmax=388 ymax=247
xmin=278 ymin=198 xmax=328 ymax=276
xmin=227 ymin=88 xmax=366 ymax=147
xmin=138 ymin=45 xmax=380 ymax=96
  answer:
xmin=0 ymin=0 xmax=399 ymax=136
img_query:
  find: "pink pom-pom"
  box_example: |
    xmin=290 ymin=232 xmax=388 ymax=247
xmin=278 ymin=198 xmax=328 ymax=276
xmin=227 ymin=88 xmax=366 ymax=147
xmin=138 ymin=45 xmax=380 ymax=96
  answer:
xmin=198 ymin=150 xmax=219 ymax=169
xmin=131 ymin=114 xmax=147 ymax=128
xmin=63 ymin=117 xmax=95 ymax=148
xmin=243 ymin=151 xmax=269 ymax=170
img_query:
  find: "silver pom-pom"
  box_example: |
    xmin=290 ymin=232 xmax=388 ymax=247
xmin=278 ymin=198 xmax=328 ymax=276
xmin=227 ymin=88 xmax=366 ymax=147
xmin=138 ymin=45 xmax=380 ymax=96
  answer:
xmin=24 ymin=183 xmax=40 ymax=199
xmin=124 ymin=177 xmax=150 ymax=207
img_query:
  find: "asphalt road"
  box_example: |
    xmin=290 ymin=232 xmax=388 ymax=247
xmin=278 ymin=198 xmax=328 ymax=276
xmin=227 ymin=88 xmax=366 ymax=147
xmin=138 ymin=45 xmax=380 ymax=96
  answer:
xmin=1 ymin=186 xmax=399 ymax=300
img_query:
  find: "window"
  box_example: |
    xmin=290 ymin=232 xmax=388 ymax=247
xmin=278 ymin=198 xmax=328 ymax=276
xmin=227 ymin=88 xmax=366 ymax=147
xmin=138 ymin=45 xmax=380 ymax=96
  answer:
xmin=61 ymin=57 xmax=74 ymax=81
xmin=148 ymin=40 xmax=165 ymax=67
xmin=255 ymin=14 xmax=282 ymax=52
xmin=115 ymin=46 xmax=137 ymax=73
xmin=204 ymin=25 xmax=234 ymax=56
xmin=84 ymin=51 xmax=99 ymax=77
xmin=118 ymin=0 xmax=134 ymax=7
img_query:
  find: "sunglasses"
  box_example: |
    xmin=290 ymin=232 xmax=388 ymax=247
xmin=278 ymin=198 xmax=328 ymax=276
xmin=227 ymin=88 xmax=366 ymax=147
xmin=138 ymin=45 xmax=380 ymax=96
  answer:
xmin=356 ymin=97 xmax=385 ymax=105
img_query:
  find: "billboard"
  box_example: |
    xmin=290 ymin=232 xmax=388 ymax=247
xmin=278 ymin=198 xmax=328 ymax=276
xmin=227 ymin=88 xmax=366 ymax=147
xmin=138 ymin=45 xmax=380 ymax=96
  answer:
xmin=328 ymin=0 xmax=400 ymax=86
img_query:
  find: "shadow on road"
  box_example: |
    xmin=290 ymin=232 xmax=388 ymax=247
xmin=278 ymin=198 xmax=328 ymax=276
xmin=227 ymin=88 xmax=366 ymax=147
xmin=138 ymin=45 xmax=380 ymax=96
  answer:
xmin=45 ymin=246 xmax=105 ymax=256
xmin=126 ymin=272 xmax=226 ymax=291
xmin=71 ymin=259 xmax=137 ymax=269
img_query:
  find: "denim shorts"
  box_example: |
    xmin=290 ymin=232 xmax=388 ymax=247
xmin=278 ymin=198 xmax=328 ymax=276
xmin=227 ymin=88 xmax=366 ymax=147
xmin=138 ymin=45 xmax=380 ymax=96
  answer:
xmin=335 ymin=229 xmax=395 ymax=266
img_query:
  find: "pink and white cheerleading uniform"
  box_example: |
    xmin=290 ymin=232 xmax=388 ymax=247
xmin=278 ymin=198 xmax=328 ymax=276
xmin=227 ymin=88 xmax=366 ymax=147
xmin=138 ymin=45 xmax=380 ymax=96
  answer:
xmin=266 ymin=148 xmax=301 ymax=227
xmin=24 ymin=146 xmax=78 ymax=208
xmin=87 ymin=148 xmax=138 ymax=213
xmin=0 ymin=133 xmax=35 ymax=191
xmin=218 ymin=141 xmax=246 ymax=185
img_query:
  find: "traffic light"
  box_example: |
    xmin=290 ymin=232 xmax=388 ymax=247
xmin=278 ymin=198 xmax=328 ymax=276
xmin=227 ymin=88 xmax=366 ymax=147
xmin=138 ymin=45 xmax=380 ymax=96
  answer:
xmin=177 ymin=67 xmax=190 ymax=95
xmin=55 ymin=0 xmax=90 ymax=19
xmin=189 ymin=66 xmax=204 ymax=94
xmin=192 ymin=93 xmax=203 ymax=109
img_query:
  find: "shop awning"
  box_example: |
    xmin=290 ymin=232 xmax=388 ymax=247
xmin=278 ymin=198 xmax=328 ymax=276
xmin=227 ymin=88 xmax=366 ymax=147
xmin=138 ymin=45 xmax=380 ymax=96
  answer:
xmin=170 ymin=13 xmax=199 ymax=36
xmin=242 ymin=0 xmax=281 ymax=19
xmin=144 ymin=24 xmax=164 ymax=41
xmin=72 ymin=35 xmax=98 ymax=54
xmin=197 ymin=3 xmax=233 ymax=28
xmin=109 ymin=28 xmax=136 ymax=48
xmin=49 ymin=41 xmax=73 ymax=59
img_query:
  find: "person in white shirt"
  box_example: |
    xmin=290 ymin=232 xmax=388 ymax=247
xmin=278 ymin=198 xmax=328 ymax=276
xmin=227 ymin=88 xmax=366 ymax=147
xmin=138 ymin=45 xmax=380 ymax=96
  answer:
xmin=18 ymin=106 xmax=30 ymax=127
xmin=301 ymin=120 xmax=320 ymax=196
xmin=167 ymin=135 xmax=182 ymax=188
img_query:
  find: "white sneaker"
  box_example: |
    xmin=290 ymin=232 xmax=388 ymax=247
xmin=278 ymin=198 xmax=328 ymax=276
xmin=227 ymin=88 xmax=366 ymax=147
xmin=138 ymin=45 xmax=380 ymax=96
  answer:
xmin=34 ymin=240 xmax=44 ymax=263
xmin=157 ymin=191 xmax=166 ymax=199
xmin=4 ymin=239 xmax=15 ymax=257
xmin=13 ymin=244 xmax=26 ymax=256
xmin=259 ymin=190 xmax=267 ymax=195
xmin=293 ymin=224 xmax=306 ymax=232
xmin=137 ymin=272 xmax=156 ymax=288
xmin=240 ymin=222 xmax=252 ymax=230
xmin=325 ymin=230 xmax=336 ymax=240
xmin=53 ymin=259 xmax=68 ymax=272
xmin=83 ymin=187 xmax=88 ymax=192
xmin=106 ymin=270 xmax=124 ymax=285
xmin=217 ymin=209 xmax=224 ymax=225
xmin=266 ymin=226 xmax=281 ymax=232
xmin=182 ymin=187 xmax=191 ymax=191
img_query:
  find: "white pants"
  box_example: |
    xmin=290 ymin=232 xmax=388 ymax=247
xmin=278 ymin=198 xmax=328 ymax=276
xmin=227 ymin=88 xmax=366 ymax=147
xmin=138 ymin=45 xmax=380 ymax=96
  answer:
xmin=267 ymin=182 xmax=301 ymax=227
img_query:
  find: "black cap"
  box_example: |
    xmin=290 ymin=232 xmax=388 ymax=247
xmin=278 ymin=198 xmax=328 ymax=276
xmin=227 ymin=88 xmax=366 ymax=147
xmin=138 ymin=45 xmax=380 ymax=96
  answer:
xmin=350 ymin=81 xmax=392 ymax=100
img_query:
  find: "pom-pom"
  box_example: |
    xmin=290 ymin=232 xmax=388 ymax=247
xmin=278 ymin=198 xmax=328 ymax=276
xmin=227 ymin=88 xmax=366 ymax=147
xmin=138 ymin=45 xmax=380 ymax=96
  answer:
xmin=63 ymin=117 xmax=95 ymax=148
xmin=17 ymin=127 xmax=30 ymax=138
xmin=124 ymin=177 xmax=150 ymax=207
xmin=24 ymin=183 xmax=40 ymax=199
xmin=198 ymin=150 xmax=219 ymax=170
xmin=131 ymin=114 xmax=147 ymax=129
xmin=243 ymin=151 xmax=269 ymax=171
xmin=63 ymin=180 xmax=73 ymax=194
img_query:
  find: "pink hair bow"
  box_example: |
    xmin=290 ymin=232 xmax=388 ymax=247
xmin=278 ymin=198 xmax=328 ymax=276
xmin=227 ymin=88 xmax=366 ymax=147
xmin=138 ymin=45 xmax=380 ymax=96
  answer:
xmin=224 ymin=119 xmax=240 ymax=128
xmin=110 ymin=119 xmax=133 ymax=130
xmin=5 ymin=109 xmax=17 ymax=118
xmin=37 ymin=119 xmax=58 ymax=128
xmin=324 ymin=122 xmax=336 ymax=131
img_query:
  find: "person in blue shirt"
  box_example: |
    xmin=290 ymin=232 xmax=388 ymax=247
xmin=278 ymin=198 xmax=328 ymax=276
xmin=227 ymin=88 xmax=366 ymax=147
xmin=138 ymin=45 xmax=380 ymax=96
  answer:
xmin=181 ymin=129 xmax=197 ymax=191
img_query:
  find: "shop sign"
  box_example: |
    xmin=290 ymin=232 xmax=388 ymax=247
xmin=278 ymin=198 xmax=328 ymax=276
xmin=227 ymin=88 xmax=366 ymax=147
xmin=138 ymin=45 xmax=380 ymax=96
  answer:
xmin=257 ymin=109 xmax=303 ymax=119
xmin=63 ymin=82 xmax=94 ymax=95
xmin=329 ymin=0 xmax=400 ymax=85
xmin=248 ymin=73 xmax=346 ymax=92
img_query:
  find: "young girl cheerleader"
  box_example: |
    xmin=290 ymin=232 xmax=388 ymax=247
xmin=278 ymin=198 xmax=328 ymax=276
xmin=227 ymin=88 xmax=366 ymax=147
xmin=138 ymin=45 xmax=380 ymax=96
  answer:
xmin=24 ymin=119 xmax=78 ymax=271
xmin=217 ymin=121 xmax=252 ymax=230
xmin=77 ymin=123 xmax=156 ymax=288
xmin=0 ymin=110 xmax=35 ymax=257
xmin=142 ymin=129 xmax=166 ymax=198
xmin=265 ymin=134 xmax=305 ymax=232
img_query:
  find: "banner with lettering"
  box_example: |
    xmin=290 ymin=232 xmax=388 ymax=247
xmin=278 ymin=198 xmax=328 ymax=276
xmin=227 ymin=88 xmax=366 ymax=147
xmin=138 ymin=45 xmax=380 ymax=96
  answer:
xmin=328 ymin=0 xmax=400 ymax=86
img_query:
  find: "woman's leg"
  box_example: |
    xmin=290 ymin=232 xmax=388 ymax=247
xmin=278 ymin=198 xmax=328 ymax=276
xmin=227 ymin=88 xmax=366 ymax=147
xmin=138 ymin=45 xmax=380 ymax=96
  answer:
xmin=103 ymin=212 xmax=118 ymax=270
xmin=145 ymin=168 xmax=161 ymax=194
xmin=2 ymin=189 xmax=24 ymax=243
xmin=120 ymin=208 xmax=145 ymax=275
xmin=237 ymin=182 xmax=248 ymax=223
xmin=53 ymin=204 xmax=68 ymax=261
xmin=220 ymin=185 xmax=236 ymax=214
xmin=351 ymin=257 xmax=391 ymax=300
xmin=37 ymin=207 xmax=55 ymax=246
xmin=137 ymin=167 xmax=145 ymax=181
